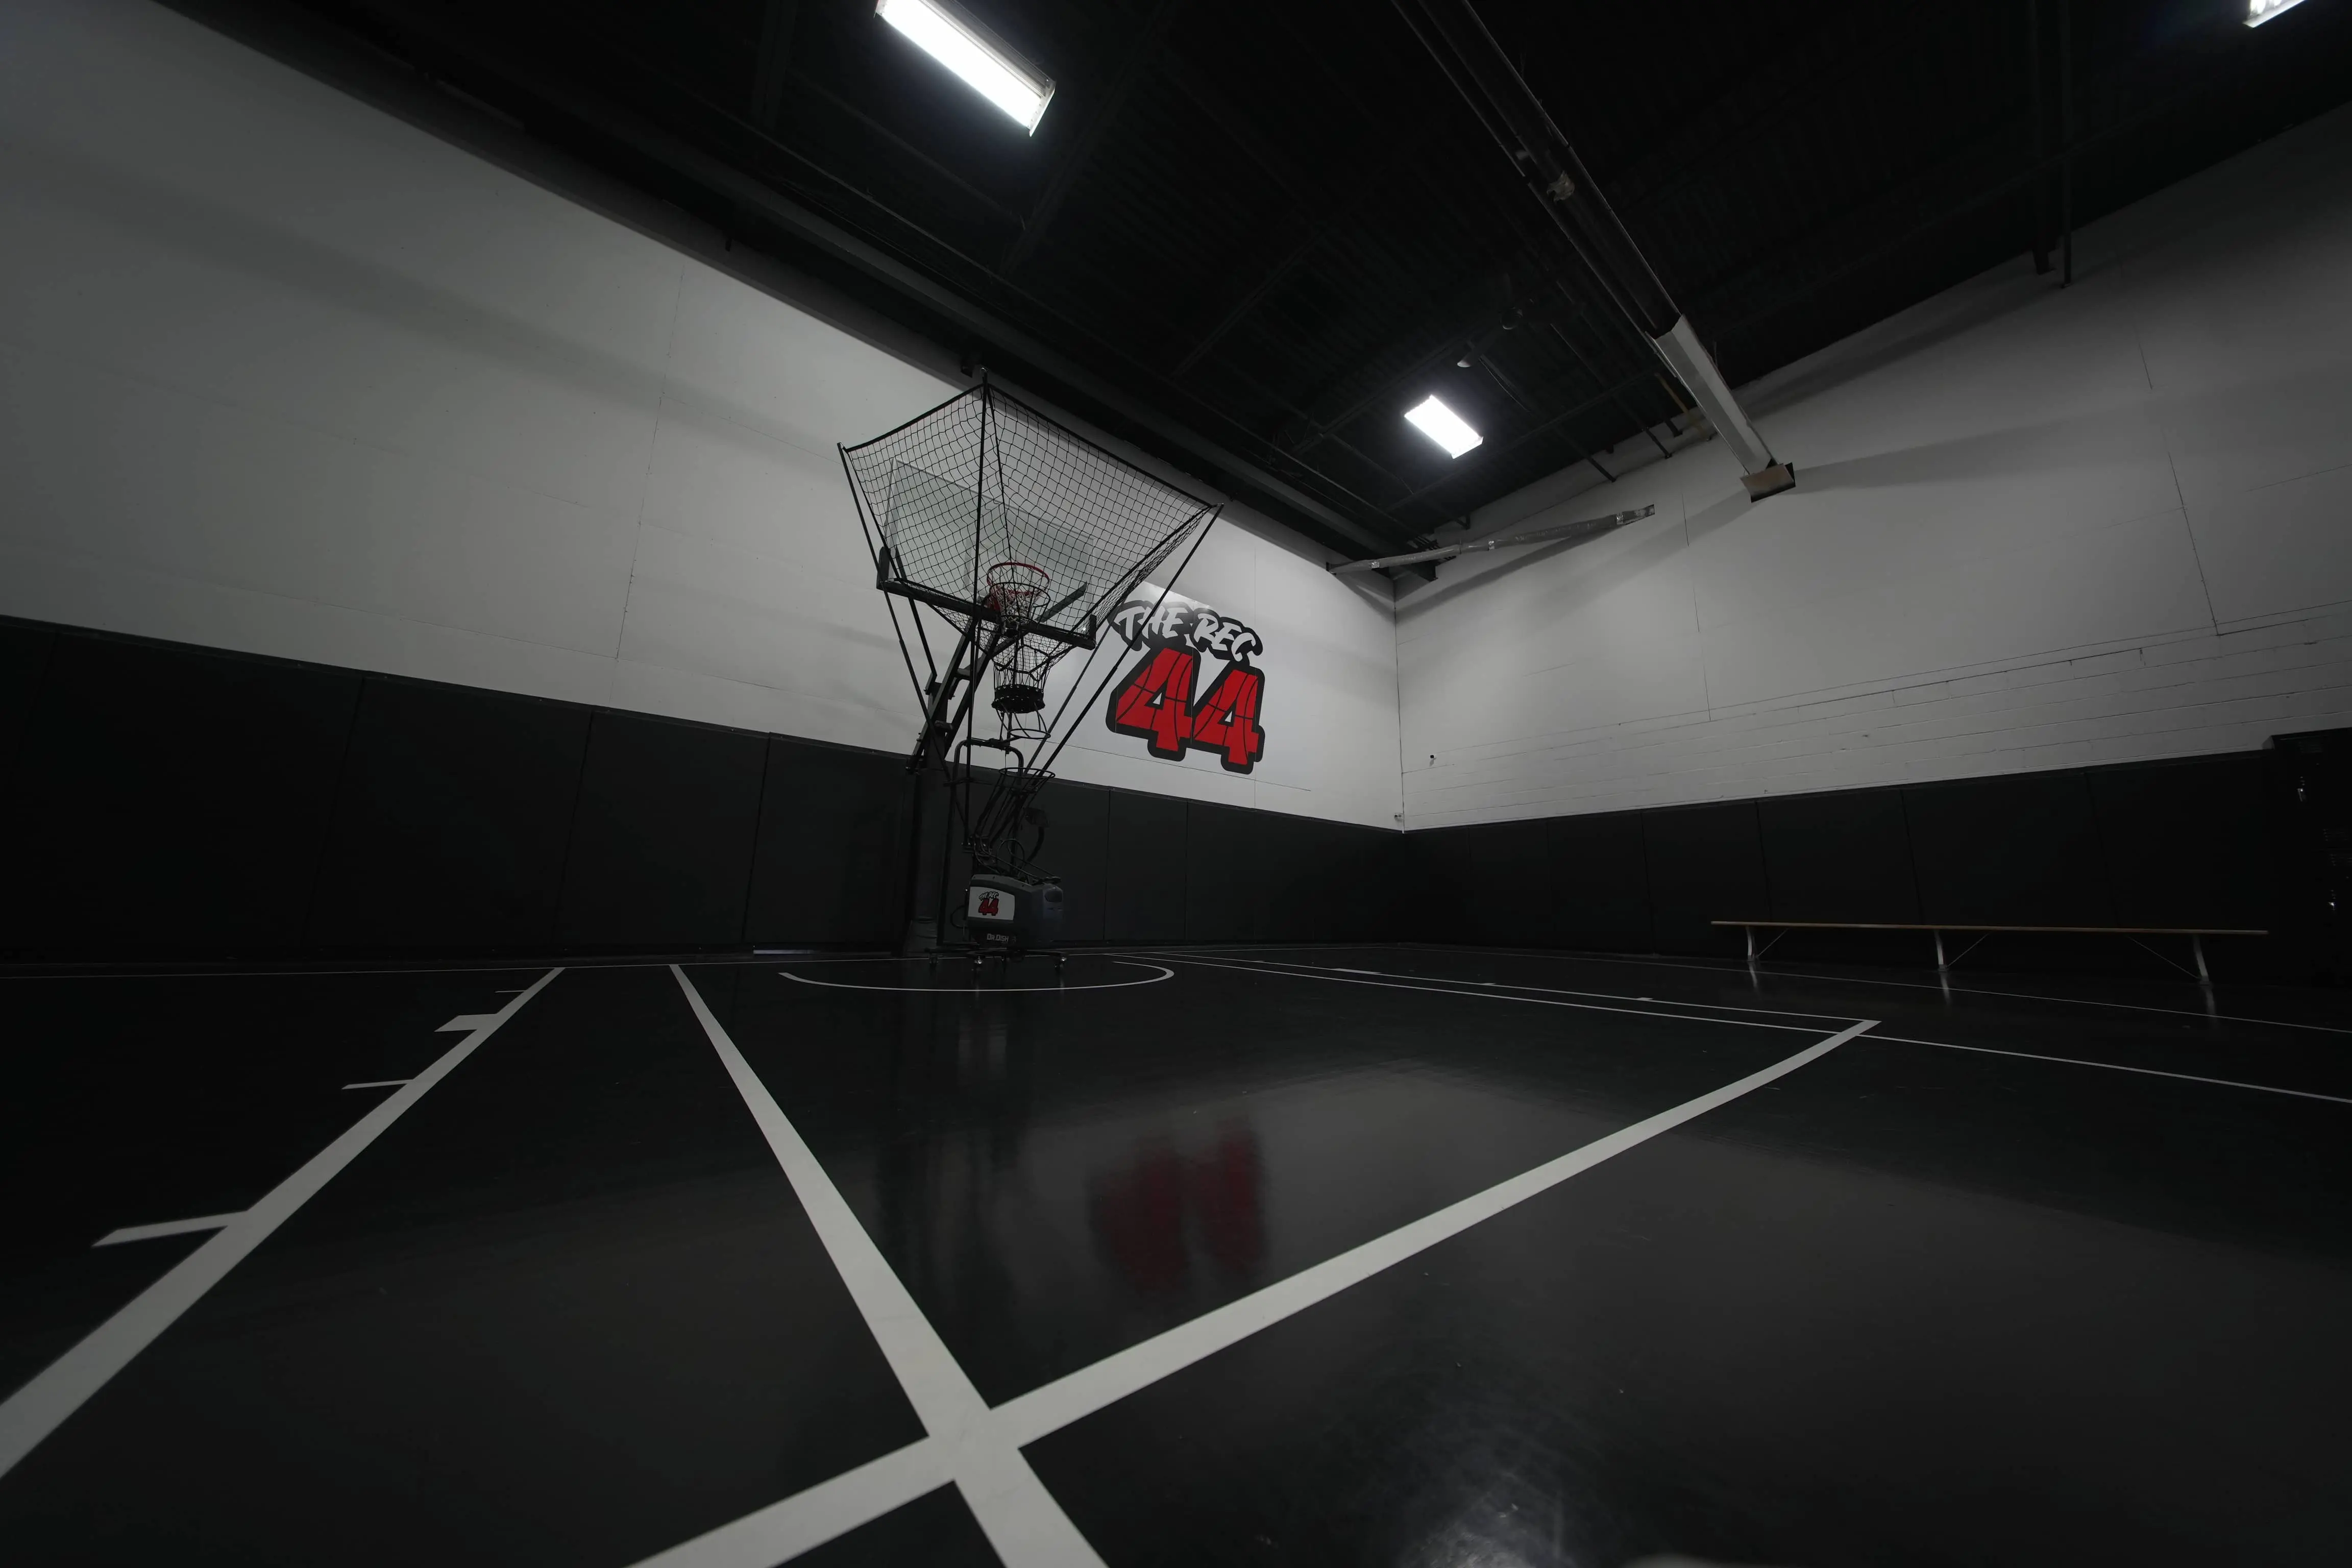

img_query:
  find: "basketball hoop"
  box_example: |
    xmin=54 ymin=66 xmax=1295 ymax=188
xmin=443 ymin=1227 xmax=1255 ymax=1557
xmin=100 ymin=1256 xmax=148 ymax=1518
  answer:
xmin=983 ymin=562 xmax=1052 ymax=722
xmin=983 ymin=561 xmax=1050 ymax=628
xmin=840 ymin=379 xmax=1221 ymax=954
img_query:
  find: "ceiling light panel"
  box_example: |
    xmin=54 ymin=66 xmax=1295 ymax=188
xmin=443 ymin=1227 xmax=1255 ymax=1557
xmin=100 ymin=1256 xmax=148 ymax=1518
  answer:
xmin=2245 ymin=0 xmax=2311 ymax=21
xmin=876 ymin=0 xmax=1055 ymax=132
xmin=1405 ymin=395 xmax=1483 ymax=458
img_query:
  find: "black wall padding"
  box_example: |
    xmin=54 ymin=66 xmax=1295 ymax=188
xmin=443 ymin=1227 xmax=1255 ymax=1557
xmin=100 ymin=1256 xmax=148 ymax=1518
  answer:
xmin=1548 ymin=812 xmax=1651 ymax=951
xmin=560 ymin=711 xmax=767 ymax=946
xmin=745 ymin=739 xmax=912 ymax=947
xmin=1105 ymin=791 xmax=1188 ymax=943
xmin=310 ymin=678 xmax=591 ymax=949
xmin=0 ymin=621 xmax=54 ymax=749
xmin=1903 ymin=770 xmax=2113 ymax=926
xmin=1036 ymin=780 xmax=1110 ymax=944
xmin=1643 ymin=802 xmax=1770 ymax=954
xmin=2089 ymin=753 xmax=2276 ymax=929
xmin=1758 ymin=788 xmax=1921 ymax=924
xmin=8 ymin=634 xmax=359 ymax=951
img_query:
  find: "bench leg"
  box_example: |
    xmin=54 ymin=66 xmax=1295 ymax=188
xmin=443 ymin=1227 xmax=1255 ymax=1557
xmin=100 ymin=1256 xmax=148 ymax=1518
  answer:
xmin=2192 ymin=934 xmax=2210 ymax=985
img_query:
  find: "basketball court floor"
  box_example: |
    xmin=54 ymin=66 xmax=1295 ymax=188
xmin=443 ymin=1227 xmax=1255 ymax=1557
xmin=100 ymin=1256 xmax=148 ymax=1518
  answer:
xmin=3 ymin=946 xmax=2347 ymax=1566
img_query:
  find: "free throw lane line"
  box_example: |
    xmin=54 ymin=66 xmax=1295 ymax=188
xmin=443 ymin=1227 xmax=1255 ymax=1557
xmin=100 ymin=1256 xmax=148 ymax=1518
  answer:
xmin=992 ymin=1016 xmax=1877 ymax=1446
xmin=0 ymin=967 xmax=563 ymax=1481
xmin=92 ymin=1214 xmax=242 ymax=1248
xmin=628 ymin=1438 xmax=953 ymax=1568
xmin=1870 ymin=1033 xmax=2352 ymax=1107
xmin=652 ymin=973 xmax=1871 ymax=1564
xmin=671 ymin=966 xmax=1106 ymax=1568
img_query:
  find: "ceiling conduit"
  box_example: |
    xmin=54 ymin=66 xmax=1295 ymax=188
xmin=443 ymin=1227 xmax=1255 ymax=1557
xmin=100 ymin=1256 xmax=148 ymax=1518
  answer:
xmin=1393 ymin=0 xmax=1797 ymax=501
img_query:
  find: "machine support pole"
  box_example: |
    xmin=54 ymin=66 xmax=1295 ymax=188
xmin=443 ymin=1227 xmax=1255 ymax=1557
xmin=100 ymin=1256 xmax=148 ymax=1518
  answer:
xmin=2192 ymin=934 xmax=2210 ymax=984
xmin=1932 ymin=929 xmax=1949 ymax=970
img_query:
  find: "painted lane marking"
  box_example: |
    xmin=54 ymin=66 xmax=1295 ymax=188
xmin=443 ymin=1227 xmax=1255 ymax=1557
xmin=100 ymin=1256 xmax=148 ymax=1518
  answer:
xmin=438 ymin=1013 xmax=501 ymax=1032
xmin=628 ymin=1438 xmax=952 ymax=1568
xmin=0 ymin=968 xmax=563 ymax=1482
xmin=775 ymin=962 xmax=1172 ymax=995
xmin=652 ymin=968 xmax=1871 ymax=1565
xmin=992 ymin=1018 xmax=1876 ymax=1447
xmin=1103 ymin=949 xmax=1863 ymax=1025
xmin=1869 ymin=1033 xmax=2352 ymax=1107
xmin=92 ymin=1214 xmax=241 ymax=1248
xmin=341 ymin=1079 xmax=412 ymax=1091
xmin=1119 ymin=953 xmax=1851 ymax=1033
xmin=1378 ymin=941 xmax=2352 ymax=1037
xmin=672 ymin=967 xmax=1106 ymax=1567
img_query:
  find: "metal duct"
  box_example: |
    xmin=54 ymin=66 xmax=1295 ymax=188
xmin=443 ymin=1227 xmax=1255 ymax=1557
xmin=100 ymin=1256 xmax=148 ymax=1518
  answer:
xmin=1329 ymin=504 xmax=1655 ymax=575
xmin=1394 ymin=0 xmax=1795 ymax=502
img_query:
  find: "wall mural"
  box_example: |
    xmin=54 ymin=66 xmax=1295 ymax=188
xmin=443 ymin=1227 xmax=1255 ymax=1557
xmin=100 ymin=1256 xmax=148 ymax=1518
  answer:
xmin=1101 ymin=593 xmax=1267 ymax=774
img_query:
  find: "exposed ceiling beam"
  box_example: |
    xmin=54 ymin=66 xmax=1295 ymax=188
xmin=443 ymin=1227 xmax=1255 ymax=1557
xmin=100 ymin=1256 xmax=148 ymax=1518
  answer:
xmin=1000 ymin=0 xmax=1184 ymax=274
xmin=1170 ymin=224 xmax=1319 ymax=377
xmin=750 ymin=0 xmax=795 ymax=130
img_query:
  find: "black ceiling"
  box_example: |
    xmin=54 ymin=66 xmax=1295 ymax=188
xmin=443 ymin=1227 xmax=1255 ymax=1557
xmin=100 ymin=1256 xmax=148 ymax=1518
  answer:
xmin=211 ymin=0 xmax=2352 ymax=555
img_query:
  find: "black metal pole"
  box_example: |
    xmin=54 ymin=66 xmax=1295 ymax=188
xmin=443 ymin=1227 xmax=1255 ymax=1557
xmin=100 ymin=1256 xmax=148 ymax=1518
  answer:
xmin=2028 ymin=0 xmax=2051 ymax=275
xmin=2059 ymin=0 xmax=2074 ymax=287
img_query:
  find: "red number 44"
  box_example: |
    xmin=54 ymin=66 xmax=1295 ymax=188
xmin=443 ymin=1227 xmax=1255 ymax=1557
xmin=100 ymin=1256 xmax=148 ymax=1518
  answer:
xmin=1106 ymin=648 xmax=1265 ymax=773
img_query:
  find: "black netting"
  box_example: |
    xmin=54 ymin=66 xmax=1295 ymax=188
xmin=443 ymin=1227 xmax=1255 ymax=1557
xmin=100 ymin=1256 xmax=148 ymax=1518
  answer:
xmin=842 ymin=384 xmax=1213 ymax=643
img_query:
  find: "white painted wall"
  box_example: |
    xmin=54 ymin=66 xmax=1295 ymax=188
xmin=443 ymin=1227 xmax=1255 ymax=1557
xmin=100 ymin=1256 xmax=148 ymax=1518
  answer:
xmin=1398 ymin=100 xmax=2352 ymax=828
xmin=0 ymin=0 xmax=1402 ymax=829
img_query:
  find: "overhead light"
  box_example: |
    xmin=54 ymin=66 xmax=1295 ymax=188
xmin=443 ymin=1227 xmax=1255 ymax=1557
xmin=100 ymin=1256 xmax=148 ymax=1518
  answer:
xmin=876 ymin=0 xmax=1055 ymax=132
xmin=2246 ymin=0 xmax=2311 ymax=22
xmin=1405 ymin=395 xmax=1483 ymax=458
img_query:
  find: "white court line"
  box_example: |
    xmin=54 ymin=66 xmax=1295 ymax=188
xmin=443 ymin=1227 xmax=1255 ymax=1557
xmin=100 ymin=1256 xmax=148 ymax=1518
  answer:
xmin=91 ymin=1213 xmax=241 ymax=1248
xmin=1370 ymin=941 xmax=2352 ymax=1038
xmin=671 ymin=967 xmax=1107 ymax=1568
xmin=1119 ymin=952 xmax=1848 ymax=1033
xmin=1870 ymin=1033 xmax=2352 ymax=1107
xmin=1118 ymin=950 xmax=1860 ymax=1025
xmin=1177 ymin=954 xmax=2351 ymax=1110
xmin=438 ymin=1012 xmax=501 ymax=1032
xmin=656 ymin=964 xmax=1872 ymax=1564
xmin=777 ymin=962 xmax=1172 ymax=995
xmin=996 ymin=1016 xmax=1876 ymax=1446
xmin=0 ymin=967 xmax=562 ymax=1481
xmin=341 ymin=1079 xmax=412 ymax=1091
xmin=630 ymin=1438 xmax=952 ymax=1568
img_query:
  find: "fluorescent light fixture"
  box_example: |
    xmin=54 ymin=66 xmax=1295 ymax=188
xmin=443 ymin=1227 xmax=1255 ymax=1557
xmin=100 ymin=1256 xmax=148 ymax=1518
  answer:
xmin=1404 ymin=395 xmax=1483 ymax=458
xmin=876 ymin=0 xmax=1055 ymax=132
xmin=2246 ymin=0 xmax=2311 ymax=23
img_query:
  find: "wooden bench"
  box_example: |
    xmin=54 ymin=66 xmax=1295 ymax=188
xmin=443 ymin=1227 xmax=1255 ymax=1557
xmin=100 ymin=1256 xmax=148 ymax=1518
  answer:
xmin=1711 ymin=920 xmax=2267 ymax=981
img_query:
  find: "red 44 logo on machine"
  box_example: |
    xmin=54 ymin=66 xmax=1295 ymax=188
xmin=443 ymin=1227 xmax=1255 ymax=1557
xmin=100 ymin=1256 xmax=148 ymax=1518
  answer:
xmin=1103 ymin=595 xmax=1266 ymax=774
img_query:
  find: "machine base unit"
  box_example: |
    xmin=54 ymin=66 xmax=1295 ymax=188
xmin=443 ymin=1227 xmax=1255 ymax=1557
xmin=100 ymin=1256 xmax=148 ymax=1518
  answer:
xmin=965 ymin=872 xmax=1065 ymax=953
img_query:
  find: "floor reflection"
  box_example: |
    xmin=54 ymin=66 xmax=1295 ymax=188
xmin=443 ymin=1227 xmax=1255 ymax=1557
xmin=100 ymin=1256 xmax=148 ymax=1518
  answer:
xmin=1090 ymin=1121 xmax=1266 ymax=1298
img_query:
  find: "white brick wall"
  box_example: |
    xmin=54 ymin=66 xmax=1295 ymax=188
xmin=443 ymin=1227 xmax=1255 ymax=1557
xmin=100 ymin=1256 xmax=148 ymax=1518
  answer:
xmin=1398 ymin=100 xmax=2352 ymax=828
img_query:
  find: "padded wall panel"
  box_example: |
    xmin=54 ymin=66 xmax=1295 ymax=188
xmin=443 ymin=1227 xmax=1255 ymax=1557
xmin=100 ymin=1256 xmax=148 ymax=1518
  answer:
xmin=1450 ymin=820 xmax=1554 ymax=947
xmin=559 ymin=711 xmax=767 ymax=946
xmin=8 ymin=635 xmax=359 ymax=951
xmin=310 ymin=679 xmax=590 ymax=948
xmin=1035 ymin=780 xmax=1110 ymax=944
xmin=1185 ymin=802 xmax=1269 ymax=942
xmin=1904 ymin=771 xmax=2112 ymax=926
xmin=1105 ymin=790 xmax=1187 ymax=942
xmin=0 ymin=621 xmax=54 ymax=748
xmin=2088 ymin=755 xmax=2276 ymax=930
xmin=1547 ymin=812 xmax=1652 ymax=950
xmin=745 ymin=739 xmax=909 ymax=946
xmin=1643 ymin=802 xmax=1767 ymax=954
xmin=1759 ymin=788 xmax=1921 ymax=923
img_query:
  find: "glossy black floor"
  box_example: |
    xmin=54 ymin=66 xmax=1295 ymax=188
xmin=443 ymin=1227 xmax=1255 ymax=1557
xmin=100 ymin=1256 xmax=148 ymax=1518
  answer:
xmin=2 ymin=946 xmax=2348 ymax=1565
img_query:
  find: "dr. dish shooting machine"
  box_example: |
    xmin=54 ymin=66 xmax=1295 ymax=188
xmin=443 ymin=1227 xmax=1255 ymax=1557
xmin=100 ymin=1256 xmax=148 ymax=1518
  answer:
xmin=840 ymin=378 xmax=1220 ymax=971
